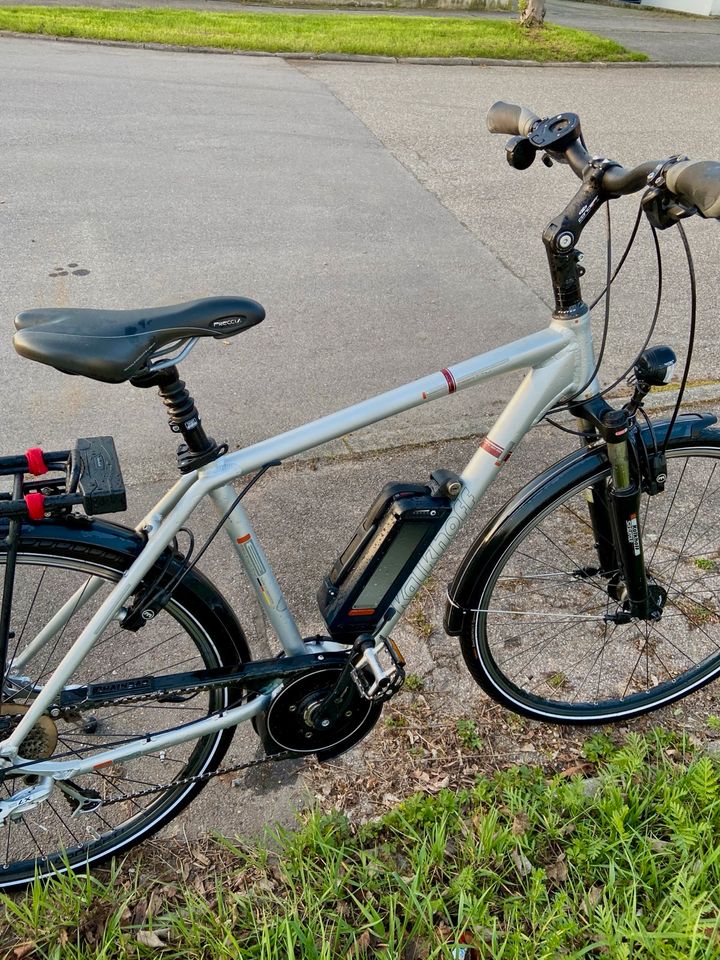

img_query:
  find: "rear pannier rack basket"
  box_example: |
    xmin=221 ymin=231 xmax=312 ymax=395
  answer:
xmin=0 ymin=436 xmax=127 ymax=520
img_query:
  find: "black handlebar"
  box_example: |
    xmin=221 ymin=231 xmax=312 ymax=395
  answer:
xmin=486 ymin=100 xmax=720 ymax=220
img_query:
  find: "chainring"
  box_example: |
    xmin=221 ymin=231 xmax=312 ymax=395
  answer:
xmin=256 ymin=666 xmax=382 ymax=761
xmin=0 ymin=703 xmax=58 ymax=760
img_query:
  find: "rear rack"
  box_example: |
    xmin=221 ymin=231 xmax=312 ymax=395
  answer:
xmin=0 ymin=437 xmax=127 ymax=686
xmin=0 ymin=436 xmax=127 ymax=520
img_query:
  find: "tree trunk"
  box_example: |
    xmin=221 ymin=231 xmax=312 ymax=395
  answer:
xmin=519 ymin=0 xmax=546 ymax=27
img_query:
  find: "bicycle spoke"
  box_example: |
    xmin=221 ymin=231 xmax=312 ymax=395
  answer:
xmin=661 ymin=463 xmax=715 ymax=605
xmin=74 ymin=630 xmax=189 ymax=686
xmin=510 ymin=558 xmax=613 ymax=603
xmin=647 ymin=457 xmax=691 ymax=570
xmin=18 ymin=575 xmax=96 ymax=705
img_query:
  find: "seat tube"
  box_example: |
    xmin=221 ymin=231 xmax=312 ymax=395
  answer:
xmin=208 ymin=485 xmax=306 ymax=655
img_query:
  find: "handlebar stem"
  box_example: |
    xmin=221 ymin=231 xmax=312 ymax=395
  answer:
xmin=542 ymin=159 xmax=620 ymax=316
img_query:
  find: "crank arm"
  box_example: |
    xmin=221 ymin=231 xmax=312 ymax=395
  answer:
xmin=308 ymin=638 xmax=371 ymax=730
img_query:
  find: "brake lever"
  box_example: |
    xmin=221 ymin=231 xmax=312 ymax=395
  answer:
xmin=642 ymin=186 xmax=698 ymax=230
xmin=642 ymin=155 xmax=698 ymax=230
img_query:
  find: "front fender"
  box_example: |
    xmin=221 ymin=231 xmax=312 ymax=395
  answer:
xmin=444 ymin=411 xmax=718 ymax=636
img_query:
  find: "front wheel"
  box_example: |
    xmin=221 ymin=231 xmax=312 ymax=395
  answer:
xmin=459 ymin=434 xmax=720 ymax=723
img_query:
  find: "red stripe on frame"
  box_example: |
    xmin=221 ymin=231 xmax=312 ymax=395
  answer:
xmin=441 ymin=368 xmax=457 ymax=394
xmin=480 ymin=437 xmax=504 ymax=460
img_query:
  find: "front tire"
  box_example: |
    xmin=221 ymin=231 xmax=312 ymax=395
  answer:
xmin=459 ymin=434 xmax=720 ymax=723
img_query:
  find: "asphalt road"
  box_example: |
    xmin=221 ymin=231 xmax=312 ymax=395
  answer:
xmin=4 ymin=39 xmax=720 ymax=478
xmin=4 ymin=38 xmax=720 ymax=646
xmin=2 ymin=38 xmax=720 ymax=837
xmin=298 ymin=60 xmax=720 ymax=395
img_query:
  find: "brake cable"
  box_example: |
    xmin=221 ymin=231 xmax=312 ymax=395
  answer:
xmin=567 ymin=201 xmax=614 ymax=405
xmin=660 ymin=220 xmax=696 ymax=455
xmin=590 ymin=203 xmax=644 ymax=312
xmin=580 ymin=218 xmax=664 ymax=404
xmin=542 ymin=202 xmax=614 ymax=433
xmin=549 ymin=203 xmax=647 ymax=420
xmin=544 ymin=199 xmax=665 ymax=431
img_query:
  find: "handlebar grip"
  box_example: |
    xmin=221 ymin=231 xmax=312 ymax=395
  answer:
xmin=486 ymin=101 xmax=540 ymax=137
xmin=665 ymin=159 xmax=720 ymax=219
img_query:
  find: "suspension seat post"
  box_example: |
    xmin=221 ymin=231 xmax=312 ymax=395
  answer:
xmin=130 ymin=365 xmax=224 ymax=473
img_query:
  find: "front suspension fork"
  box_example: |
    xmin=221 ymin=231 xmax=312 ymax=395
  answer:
xmin=602 ymin=410 xmax=653 ymax=619
xmin=577 ymin=407 xmax=657 ymax=620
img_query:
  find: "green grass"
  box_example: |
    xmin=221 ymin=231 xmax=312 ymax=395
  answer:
xmin=4 ymin=731 xmax=720 ymax=958
xmin=456 ymin=717 xmax=484 ymax=752
xmin=0 ymin=7 xmax=648 ymax=60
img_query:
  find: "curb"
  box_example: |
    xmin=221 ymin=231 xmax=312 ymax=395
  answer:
xmin=2 ymin=30 xmax=720 ymax=65
xmin=566 ymin=0 xmax=718 ymax=17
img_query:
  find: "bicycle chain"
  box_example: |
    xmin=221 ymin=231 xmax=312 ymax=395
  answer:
xmin=99 ymin=749 xmax=296 ymax=807
xmin=19 ymin=667 xmax=328 ymax=806
xmin=66 ymin=682 xmax=227 ymax=712
xmin=58 ymin=683 xmax=294 ymax=806
xmin=3 ymin=682 xmax=298 ymax=806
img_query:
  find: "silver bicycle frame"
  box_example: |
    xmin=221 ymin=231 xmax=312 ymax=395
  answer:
xmin=0 ymin=307 xmax=597 ymax=778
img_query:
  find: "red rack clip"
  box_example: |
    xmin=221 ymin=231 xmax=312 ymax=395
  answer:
xmin=25 ymin=447 xmax=49 ymax=477
xmin=24 ymin=492 xmax=46 ymax=521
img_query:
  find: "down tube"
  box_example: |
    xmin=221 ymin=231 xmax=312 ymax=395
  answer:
xmin=378 ymin=348 xmax=577 ymax=638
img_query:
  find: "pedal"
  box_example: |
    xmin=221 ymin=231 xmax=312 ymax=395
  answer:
xmin=351 ymin=636 xmax=406 ymax=702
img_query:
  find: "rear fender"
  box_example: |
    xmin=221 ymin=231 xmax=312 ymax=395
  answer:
xmin=1 ymin=515 xmax=251 ymax=664
xmin=444 ymin=411 xmax=718 ymax=636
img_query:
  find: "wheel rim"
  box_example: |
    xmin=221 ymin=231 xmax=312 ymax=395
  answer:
xmin=475 ymin=444 xmax=720 ymax=721
xmin=0 ymin=549 xmax=228 ymax=886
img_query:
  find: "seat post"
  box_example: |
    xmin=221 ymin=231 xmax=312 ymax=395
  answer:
xmin=130 ymin=366 xmax=224 ymax=474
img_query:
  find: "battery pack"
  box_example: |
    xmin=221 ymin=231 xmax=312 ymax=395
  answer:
xmin=318 ymin=483 xmax=452 ymax=641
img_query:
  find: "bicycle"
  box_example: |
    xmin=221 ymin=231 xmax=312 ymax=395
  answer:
xmin=0 ymin=100 xmax=719 ymax=887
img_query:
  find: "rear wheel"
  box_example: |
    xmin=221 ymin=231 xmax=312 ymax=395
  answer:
xmin=0 ymin=532 xmax=246 ymax=889
xmin=460 ymin=436 xmax=720 ymax=723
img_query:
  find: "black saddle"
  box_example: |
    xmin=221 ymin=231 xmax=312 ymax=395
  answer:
xmin=13 ymin=296 xmax=265 ymax=384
